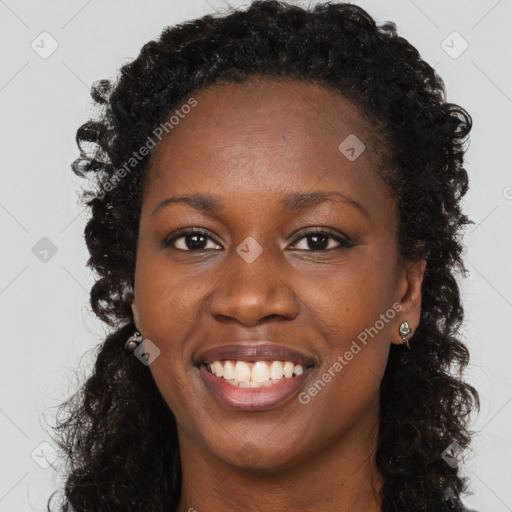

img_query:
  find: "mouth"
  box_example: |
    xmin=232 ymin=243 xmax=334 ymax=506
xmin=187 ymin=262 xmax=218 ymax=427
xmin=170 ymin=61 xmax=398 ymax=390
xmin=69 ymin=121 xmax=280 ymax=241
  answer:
xmin=193 ymin=342 xmax=317 ymax=410
xmin=201 ymin=359 xmax=314 ymax=387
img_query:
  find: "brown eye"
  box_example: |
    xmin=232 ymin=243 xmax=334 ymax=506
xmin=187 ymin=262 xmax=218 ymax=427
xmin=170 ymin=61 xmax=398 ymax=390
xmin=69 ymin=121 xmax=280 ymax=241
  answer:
xmin=162 ymin=229 xmax=223 ymax=251
xmin=289 ymin=228 xmax=354 ymax=251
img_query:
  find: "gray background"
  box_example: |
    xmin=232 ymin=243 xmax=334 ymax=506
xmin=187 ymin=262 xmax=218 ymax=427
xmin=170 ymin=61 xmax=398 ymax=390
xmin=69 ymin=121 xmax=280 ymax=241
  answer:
xmin=1 ymin=0 xmax=511 ymax=510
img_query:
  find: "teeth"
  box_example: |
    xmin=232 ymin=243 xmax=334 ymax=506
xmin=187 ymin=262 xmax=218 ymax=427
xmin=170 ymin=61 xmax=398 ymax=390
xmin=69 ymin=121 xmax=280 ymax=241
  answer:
xmin=270 ymin=361 xmax=284 ymax=379
xmin=234 ymin=361 xmax=251 ymax=382
xmin=206 ymin=359 xmax=309 ymax=387
xmin=223 ymin=360 xmax=235 ymax=380
xmin=251 ymin=361 xmax=270 ymax=383
xmin=283 ymin=361 xmax=294 ymax=378
xmin=226 ymin=378 xmax=276 ymax=388
xmin=212 ymin=361 xmax=224 ymax=378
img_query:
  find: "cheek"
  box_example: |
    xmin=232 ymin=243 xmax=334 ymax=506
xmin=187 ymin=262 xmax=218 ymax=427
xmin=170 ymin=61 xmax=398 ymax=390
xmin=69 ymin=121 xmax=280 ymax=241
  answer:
xmin=297 ymin=278 xmax=392 ymax=436
xmin=293 ymin=253 xmax=397 ymax=403
xmin=132 ymin=249 xmax=221 ymax=419
xmin=296 ymin=252 xmax=398 ymax=345
xmin=133 ymin=243 xmax=213 ymax=339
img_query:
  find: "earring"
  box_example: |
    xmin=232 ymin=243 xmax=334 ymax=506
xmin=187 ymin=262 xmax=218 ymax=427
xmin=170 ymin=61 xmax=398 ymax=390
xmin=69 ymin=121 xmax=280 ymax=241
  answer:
xmin=125 ymin=330 xmax=143 ymax=352
xmin=399 ymin=321 xmax=413 ymax=349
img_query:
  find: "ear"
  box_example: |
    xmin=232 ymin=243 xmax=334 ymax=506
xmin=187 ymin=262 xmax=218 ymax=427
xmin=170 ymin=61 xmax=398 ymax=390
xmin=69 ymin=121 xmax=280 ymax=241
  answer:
xmin=131 ymin=301 xmax=141 ymax=331
xmin=391 ymin=258 xmax=427 ymax=346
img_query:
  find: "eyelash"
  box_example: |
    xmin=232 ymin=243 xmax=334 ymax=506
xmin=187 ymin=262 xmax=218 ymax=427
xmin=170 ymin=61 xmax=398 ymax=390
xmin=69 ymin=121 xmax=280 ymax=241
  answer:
xmin=162 ymin=227 xmax=354 ymax=252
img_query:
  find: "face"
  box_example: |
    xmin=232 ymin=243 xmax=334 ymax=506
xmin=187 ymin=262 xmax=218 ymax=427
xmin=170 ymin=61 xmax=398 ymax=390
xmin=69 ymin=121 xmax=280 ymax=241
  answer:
xmin=132 ymin=77 xmax=425 ymax=471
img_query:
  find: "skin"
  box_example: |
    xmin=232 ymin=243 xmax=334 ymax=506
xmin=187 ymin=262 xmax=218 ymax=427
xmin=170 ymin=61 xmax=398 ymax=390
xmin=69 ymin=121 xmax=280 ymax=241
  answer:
xmin=131 ymin=76 xmax=426 ymax=512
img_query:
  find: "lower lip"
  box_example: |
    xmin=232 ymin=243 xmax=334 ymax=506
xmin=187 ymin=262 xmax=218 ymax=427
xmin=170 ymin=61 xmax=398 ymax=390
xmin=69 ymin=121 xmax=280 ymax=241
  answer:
xmin=198 ymin=364 xmax=313 ymax=411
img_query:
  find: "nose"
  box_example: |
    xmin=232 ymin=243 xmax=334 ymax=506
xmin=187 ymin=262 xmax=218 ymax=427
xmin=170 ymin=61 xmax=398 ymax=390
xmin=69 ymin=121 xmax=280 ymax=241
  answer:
xmin=208 ymin=246 xmax=299 ymax=326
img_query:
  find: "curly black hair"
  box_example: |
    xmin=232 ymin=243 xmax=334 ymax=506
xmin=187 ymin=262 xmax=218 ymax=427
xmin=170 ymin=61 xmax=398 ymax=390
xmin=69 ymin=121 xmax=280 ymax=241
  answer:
xmin=48 ymin=1 xmax=479 ymax=511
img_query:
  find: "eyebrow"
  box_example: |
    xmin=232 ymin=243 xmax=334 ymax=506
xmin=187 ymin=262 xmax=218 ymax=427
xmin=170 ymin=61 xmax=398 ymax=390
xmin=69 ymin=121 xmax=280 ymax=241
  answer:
xmin=151 ymin=191 xmax=368 ymax=218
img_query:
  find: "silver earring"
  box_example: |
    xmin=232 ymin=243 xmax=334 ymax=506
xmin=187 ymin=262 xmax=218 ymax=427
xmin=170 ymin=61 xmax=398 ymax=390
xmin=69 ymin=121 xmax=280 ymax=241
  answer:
xmin=125 ymin=330 xmax=143 ymax=352
xmin=399 ymin=321 xmax=413 ymax=349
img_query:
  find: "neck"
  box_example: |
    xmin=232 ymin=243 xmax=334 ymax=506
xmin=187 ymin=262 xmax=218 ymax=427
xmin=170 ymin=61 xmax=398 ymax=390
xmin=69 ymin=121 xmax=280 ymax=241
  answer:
xmin=175 ymin=400 xmax=383 ymax=512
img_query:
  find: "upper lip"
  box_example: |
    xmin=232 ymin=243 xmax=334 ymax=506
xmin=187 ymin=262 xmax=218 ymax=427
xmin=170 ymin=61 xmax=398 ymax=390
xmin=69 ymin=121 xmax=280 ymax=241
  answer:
xmin=194 ymin=342 xmax=317 ymax=367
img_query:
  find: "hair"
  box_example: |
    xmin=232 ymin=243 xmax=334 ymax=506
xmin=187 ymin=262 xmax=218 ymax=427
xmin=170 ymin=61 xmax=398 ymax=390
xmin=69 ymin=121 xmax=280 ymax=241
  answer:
xmin=48 ymin=1 xmax=479 ymax=511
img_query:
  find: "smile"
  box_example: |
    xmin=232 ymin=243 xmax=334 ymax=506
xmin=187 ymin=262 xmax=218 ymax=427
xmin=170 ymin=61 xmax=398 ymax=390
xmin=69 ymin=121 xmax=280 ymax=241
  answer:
xmin=198 ymin=360 xmax=314 ymax=411
xmin=205 ymin=359 xmax=311 ymax=387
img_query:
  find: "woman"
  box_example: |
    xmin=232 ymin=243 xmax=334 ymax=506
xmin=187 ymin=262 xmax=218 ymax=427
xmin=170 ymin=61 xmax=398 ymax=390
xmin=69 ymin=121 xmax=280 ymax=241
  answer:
xmin=49 ymin=1 xmax=479 ymax=511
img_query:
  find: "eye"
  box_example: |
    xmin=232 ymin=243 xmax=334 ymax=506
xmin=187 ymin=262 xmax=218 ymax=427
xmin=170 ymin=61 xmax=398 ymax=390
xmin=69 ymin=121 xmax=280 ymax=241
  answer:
xmin=289 ymin=228 xmax=354 ymax=251
xmin=162 ymin=228 xmax=223 ymax=251
xmin=162 ymin=227 xmax=354 ymax=252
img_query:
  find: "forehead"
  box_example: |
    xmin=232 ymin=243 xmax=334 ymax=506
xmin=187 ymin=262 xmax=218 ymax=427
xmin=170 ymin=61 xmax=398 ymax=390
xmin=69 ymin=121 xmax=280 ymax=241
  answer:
xmin=143 ymin=77 xmax=392 ymax=218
